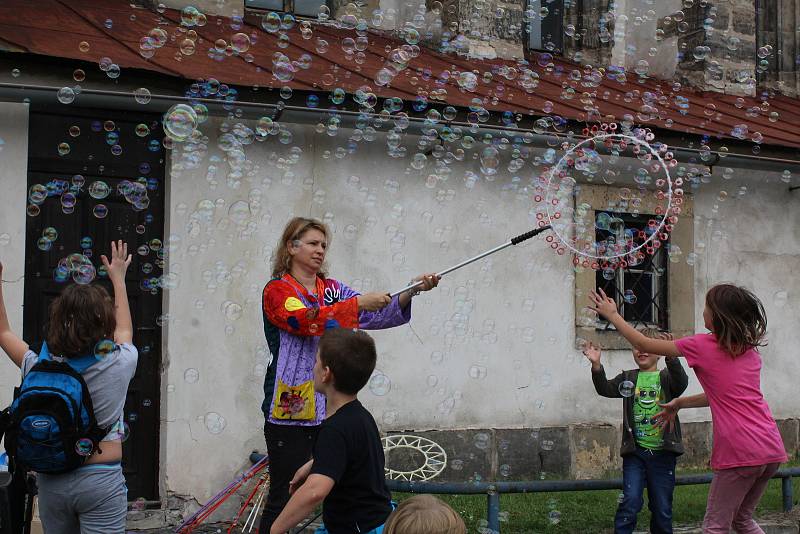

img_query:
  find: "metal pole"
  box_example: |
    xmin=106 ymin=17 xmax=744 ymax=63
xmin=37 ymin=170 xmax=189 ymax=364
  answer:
xmin=487 ymin=486 xmax=501 ymax=533
xmin=389 ymin=226 xmax=551 ymax=297
xmin=782 ymin=475 xmax=793 ymax=512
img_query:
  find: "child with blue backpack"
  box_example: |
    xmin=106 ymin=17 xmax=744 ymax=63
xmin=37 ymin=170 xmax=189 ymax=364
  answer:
xmin=0 ymin=240 xmax=136 ymax=534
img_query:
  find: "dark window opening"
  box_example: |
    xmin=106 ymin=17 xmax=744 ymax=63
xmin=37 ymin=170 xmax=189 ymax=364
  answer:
xmin=245 ymin=0 xmax=325 ymax=17
xmin=527 ymin=0 xmax=564 ymax=52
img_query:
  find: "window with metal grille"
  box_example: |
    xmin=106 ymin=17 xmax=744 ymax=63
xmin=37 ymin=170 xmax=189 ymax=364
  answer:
xmin=594 ymin=211 xmax=669 ymax=331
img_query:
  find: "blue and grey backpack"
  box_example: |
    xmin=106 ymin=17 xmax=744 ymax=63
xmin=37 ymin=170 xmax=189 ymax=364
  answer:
xmin=3 ymin=343 xmax=108 ymax=474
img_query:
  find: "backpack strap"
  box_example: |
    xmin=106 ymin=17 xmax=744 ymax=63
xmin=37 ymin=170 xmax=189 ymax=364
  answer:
xmin=37 ymin=342 xmax=52 ymax=363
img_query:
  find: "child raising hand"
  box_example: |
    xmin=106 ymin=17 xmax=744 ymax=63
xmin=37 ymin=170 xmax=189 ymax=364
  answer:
xmin=1 ymin=240 xmax=138 ymax=534
xmin=588 ymin=285 xmax=787 ymax=534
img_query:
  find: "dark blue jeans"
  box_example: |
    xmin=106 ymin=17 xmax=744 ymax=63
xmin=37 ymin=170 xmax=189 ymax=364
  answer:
xmin=614 ymin=447 xmax=677 ymax=534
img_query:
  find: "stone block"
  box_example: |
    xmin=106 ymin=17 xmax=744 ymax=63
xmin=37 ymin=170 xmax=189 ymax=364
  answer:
xmin=732 ymin=7 xmax=756 ymax=34
xmin=679 ymin=421 xmax=712 ymax=469
xmin=777 ymin=418 xmax=799 ymax=460
xmin=570 ymin=423 xmax=620 ymax=479
xmin=496 ymin=427 xmax=571 ymax=481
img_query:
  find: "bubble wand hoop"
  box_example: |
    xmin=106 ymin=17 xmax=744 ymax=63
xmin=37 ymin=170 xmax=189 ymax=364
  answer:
xmin=390 ymin=225 xmax=552 ymax=297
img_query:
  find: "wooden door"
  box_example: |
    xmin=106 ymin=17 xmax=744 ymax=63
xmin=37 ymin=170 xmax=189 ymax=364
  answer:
xmin=23 ymin=108 xmax=165 ymax=501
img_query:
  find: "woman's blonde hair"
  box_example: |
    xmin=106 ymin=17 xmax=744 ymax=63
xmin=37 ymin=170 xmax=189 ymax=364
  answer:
xmin=383 ymin=495 xmax=466 ymax=534
xmin=270 ymin=217 xmax=330 ymax=279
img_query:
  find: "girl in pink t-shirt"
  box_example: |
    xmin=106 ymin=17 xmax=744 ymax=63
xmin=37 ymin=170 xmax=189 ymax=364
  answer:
xmin=589 ymin=284 xmax=787 ymax=534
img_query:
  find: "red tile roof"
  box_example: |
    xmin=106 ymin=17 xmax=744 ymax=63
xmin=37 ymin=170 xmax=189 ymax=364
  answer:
xmin=2 ymin=0 xmax=800 ymax=148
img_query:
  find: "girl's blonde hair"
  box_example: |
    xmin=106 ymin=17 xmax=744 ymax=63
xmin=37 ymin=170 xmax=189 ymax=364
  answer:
xmin=270 ymin=217 xmax=330 ymax=279
xmin=383 ymin=495 xmax=466 ymax=534
xmin=705 ymin=283 xmax=767 ymax=357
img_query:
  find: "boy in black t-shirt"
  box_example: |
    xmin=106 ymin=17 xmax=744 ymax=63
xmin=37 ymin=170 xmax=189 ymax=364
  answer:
xmin=270 ymin=328 xmax=392 ymax=534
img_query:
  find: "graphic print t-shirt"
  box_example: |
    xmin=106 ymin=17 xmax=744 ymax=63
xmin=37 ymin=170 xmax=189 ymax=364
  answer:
xmin=633 ymin=371 xmax=664 ymax=449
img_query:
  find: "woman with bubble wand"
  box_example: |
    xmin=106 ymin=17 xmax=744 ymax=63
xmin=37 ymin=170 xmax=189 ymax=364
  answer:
xmin=257 ymin=217 xmax=439 ymax=533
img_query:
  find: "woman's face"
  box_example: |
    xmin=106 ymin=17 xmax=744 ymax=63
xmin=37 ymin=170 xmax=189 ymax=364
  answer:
xmin=288 ymin=228 xmax=327 ymax=273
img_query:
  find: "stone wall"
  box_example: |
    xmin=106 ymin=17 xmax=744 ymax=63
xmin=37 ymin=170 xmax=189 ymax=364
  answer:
xmin=385 ymin=418 xmax=800 ymax=483
xmin=688 ymin=0 xmax=758 ymax=96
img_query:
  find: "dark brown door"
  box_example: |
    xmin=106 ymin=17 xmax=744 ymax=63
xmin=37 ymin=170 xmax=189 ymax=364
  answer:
xmin=23 ymin=108 xmax=164 ymax=501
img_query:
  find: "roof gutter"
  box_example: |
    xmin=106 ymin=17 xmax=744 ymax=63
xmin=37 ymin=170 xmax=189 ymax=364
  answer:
xmin=1 ymin=82 xmax=798 ymax=174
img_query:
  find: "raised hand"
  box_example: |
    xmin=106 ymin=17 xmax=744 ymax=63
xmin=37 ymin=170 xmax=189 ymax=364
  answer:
xmin=101 ymin=240 xmax=132 ymax=283
xmin=582 ymin=341 xmax=602 ymax=368
xmin=587 ymin=288 xmax=618 ymax=319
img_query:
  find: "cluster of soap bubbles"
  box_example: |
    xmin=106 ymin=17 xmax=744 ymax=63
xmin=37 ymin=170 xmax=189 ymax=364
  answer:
xmin=54 ymin=253 xmax=97 ymax=285
xmin=535 ymin=129 xmax=679 ymax=271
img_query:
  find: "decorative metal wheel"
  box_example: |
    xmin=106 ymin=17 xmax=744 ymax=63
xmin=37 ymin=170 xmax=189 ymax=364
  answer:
xmin=382 ymin=434 xmax=447 ymax=482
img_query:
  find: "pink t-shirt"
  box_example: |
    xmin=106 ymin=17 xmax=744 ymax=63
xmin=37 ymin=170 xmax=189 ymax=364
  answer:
xmin=675 ymin=333 xmax=787 ymax=470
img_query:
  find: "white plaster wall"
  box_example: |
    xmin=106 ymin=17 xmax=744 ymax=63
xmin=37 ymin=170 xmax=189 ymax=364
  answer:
xmin=0 ymin=103 xmax=29 ymax=452
xmin=687 ymin=171 xmax=800 ymax=421
xmin=161 ymin=119 xmax=578 ymax=499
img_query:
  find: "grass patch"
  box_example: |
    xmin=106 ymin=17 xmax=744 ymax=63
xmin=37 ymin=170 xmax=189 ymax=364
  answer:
xmin=393 ymin=462 xmax=800 ymax=533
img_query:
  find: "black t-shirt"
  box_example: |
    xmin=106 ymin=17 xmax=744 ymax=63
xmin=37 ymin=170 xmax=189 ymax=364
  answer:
xmin=310 ymin=399 xmax=392 ymax=534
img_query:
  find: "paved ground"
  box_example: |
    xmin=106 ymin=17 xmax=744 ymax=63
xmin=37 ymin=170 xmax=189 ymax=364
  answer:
xmin=132 ymin=509 xmax=800 ymax=533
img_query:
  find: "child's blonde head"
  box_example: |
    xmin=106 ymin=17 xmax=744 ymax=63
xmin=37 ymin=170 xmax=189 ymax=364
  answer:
xmin=383 ymin=495 xmax=466 ymax=534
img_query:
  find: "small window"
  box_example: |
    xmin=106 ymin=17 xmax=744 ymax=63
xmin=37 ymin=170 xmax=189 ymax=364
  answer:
xmin=527 ymin=0 xmax=564 ymax=52
xmin=656 ymin=2 xmax=708 ymax=70
xmin=573 ymin=184 xmax=694 ymax=350
xmin=757 ymin=0 xmax=800 ymax=92
xmin=594 ymin=211 xmax=669 ymax=331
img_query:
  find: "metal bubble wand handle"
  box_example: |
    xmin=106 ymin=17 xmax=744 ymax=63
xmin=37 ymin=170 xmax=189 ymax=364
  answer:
xmin=390 ymin=225 xmax=552 ymax=298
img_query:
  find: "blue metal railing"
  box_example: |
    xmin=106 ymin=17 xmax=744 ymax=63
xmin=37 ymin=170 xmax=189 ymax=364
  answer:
xmin=249 ymin=454 xmax=799 ymax=533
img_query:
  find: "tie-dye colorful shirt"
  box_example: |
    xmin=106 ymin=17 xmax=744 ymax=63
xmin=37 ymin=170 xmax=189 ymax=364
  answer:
xmin=261 ymin=273 xmax=411 ymax=426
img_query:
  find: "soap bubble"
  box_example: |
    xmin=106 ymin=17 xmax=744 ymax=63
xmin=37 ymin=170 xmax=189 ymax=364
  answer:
xmin=94 ymin=339 xmax=117 ymax=361
xmin=37 ymin=237 xmax=53 ymax=251
xmin=88 ymin=181 xmax=111 ymax=199
xmin=57 ymin=87 xmax=75 ymax=104
xmin=474 ymin=433 xmax=490 ymax=450
xmin=75 ymin=438 xmax=94 ymax=456
xmin=469 ymin=365 xmax=488 ymax=379
xmin=369 ymin=372 xmax=391 ymax=396
xmin=72 ymin=263 xmax=96 ymax=284
xmin=163 ymin=104 xmax=197 ymax=142
xmin=184 ymin=368 xmax=200 ymax=383
xmin=619 ymin=380 xmax=635 ymax=397
xmin=204 ymin=412 xmax=226 ymax=434
xmin=134 ymin=88 xmax=151 ymax=104
xmin=92 ymin=205 xmax=108 ymax=219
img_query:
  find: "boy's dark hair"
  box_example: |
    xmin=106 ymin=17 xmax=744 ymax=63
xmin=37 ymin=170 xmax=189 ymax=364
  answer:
xmin=318 ymin=328 xmax=377 ymax=395
xmin=46 ymin=283 xmax=116 ymax=358
xmin=705 ymin=284 xmax=768 ymax=357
